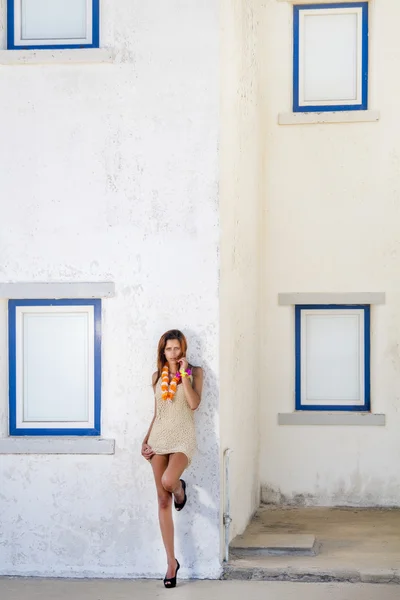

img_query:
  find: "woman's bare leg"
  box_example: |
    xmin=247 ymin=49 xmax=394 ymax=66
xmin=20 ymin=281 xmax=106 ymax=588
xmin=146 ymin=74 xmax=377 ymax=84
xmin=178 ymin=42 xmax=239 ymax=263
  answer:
xmin=151 ymin=455 xmax=177 ymax=580
xmin=161 ymin=452 xmax=189 ymax=506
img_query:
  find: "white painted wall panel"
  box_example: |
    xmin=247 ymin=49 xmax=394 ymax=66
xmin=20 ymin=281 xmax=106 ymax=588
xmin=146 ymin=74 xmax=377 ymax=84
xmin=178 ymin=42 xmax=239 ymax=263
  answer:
xmin=0 ymin=0 xmax=219 ymax=580
xmin=259 ymin=0 xmax=400 ymax=508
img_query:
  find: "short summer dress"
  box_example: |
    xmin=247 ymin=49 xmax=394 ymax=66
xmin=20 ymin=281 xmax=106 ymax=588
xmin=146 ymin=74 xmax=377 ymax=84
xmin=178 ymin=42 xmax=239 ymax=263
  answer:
xmin=148 ymin=374 xmax=197 ymax=466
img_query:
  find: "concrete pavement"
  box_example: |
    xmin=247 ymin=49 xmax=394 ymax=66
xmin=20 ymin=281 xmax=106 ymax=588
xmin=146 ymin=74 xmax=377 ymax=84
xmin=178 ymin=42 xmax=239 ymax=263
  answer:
xmin=225 ymin=506 xmax=400 ymax=583
xmin=0 ymin=579 xmax=399 ymax=600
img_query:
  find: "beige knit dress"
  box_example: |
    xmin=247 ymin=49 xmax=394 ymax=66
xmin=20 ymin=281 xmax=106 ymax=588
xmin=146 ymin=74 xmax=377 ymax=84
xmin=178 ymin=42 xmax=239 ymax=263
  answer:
xmin=148 ymin=376 xmax=197 ymax=466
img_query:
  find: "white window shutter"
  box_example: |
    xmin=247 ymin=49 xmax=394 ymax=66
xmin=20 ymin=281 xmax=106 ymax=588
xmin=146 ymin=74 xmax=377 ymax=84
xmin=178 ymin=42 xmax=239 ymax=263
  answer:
xmin=10 ymin=0 xmax=97 ymax=48
xmin=302 ymin=312 xmax=363 ymax=404
xmin=302 ymin=13 xmax=358 ymax=103
xmin=294 ymin=4 xmax=368 ymax=111
xmin=9 ymin=300 xmax=101 ymax=435
xmin=296 ymin=306 xmax=369 ymax=410
xmin=21 ymin=0 xmax=87 ymax=40
xmin=22 ymin=312 xmax=91 ymax=422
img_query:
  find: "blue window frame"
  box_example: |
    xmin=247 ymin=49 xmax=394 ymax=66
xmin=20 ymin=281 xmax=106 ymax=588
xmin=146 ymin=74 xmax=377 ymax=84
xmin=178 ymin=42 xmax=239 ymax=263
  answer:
xmin=293 ymin=2 xmax=369 ymax=112
xmin=7 ymin=0 xmax=100 ymax=50
xmin=295 ymin=305 xmax=370 ymax=411
xmin=9 ymin=299 xmax=101 ymax=436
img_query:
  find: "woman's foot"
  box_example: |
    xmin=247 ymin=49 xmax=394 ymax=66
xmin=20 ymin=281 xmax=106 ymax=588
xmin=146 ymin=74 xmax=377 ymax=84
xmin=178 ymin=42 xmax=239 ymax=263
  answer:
xmin=174 ymin=479 xmax=187 ymax=511
xmin=164 ymin=559 xmax=180 ymax=588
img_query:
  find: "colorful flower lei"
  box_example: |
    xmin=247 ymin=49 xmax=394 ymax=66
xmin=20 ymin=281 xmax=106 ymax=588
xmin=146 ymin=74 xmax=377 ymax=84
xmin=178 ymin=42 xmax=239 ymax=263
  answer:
xmin=161 ymin=365 xmax=180 ymax=401
xmin=161 ymin=365 xmax=193 ymax=401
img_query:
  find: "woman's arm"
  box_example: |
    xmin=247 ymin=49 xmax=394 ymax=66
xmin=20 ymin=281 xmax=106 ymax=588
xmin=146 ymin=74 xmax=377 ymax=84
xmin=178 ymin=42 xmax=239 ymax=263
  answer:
xmin=143 ymin=371 xmax=158 ymax=443
xmin=141 ymin=372 xmax=158 ymax=459
xmin=142 ymin=397 xmax=156 ymax=444
xmin=181 ymin=366 xmax=203 ymax=411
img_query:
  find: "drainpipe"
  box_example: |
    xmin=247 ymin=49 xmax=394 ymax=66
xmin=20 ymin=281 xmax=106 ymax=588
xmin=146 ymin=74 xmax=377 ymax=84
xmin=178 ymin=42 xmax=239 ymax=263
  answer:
xmin=223 ymin=448 xmax=233 ymax=562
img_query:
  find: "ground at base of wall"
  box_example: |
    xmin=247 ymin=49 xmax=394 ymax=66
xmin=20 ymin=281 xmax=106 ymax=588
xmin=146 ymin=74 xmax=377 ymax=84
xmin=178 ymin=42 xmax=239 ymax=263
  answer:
xmin=224 ymin=506 xmax=400 ymax=584
xmin=0 ymin=580 xmax=399 ymax=600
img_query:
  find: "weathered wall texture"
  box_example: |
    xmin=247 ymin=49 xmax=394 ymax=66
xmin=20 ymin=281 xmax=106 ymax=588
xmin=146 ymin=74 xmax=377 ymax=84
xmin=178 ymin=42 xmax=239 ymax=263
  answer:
xmin=220 ymin=0 xmax=263 ymax=540
xmin=0 ymin=1 xmax=220 ymax=578
xmin=259 ymin=0 xmax=400 ymax=506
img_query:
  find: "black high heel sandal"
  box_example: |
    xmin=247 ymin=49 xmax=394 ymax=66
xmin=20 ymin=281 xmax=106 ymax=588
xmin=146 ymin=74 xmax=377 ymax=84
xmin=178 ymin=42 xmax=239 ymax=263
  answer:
xmin=164 ymin=559 xmax=180 ymax=588
xmin=174 ymin=479 xmax=187 ymax=512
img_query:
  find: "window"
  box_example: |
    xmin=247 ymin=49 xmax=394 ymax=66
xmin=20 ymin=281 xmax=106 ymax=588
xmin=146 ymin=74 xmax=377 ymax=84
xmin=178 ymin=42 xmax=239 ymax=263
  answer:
xmin=8 ymin=299 xmax=101 ymax=436
xmin=293 ymin=2 xmax=368 ymax=112
xmin=7 ymin=0 xmax=100 ymax=50
xmin=295 ymin=305 xmax=370 ymax=411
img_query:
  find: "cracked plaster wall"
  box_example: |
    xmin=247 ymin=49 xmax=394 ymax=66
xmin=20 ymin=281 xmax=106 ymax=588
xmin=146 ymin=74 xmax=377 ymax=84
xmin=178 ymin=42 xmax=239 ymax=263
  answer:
xmin=0 ymin=1 xmax=220 ymax=578
xmin=260 ymin=0 xmax=400 ymax=507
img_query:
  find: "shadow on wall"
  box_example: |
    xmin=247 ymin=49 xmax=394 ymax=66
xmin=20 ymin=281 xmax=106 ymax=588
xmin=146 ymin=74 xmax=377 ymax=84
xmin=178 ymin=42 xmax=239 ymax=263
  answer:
xmin=175 ymin=329 xmax=221 ymax=578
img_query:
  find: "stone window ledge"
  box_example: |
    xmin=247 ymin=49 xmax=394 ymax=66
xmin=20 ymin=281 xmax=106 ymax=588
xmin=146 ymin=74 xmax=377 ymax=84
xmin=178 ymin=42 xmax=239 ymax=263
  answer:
xmin=277 ymin=0 xmax=358 ymax=3
xmin=0 ymin=281 xmax=115 ymax=299
xmin=278 ymin=111 xmax=380 ymax=126
xmin=278 ymin=292 xmax=385 ymax=305
xmin=276 ymin=0 xmax=369 ymax=4
xmin=0 ymin=48 xmax=114 ymax=66
xmin=0 ymin=437 xmax=115 ymax=454
xmin=278 ymin=413 xmax=385 ymax=426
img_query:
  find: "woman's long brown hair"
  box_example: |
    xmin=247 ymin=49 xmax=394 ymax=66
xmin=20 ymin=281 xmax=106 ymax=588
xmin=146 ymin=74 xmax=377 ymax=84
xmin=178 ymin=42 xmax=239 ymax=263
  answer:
xmin=155 ymin=329 xmax=188 ymax=385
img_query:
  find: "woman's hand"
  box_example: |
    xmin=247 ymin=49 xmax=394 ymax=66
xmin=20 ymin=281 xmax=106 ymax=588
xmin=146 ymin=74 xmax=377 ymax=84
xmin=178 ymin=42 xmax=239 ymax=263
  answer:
xmin=178 ymin=356 xmax=189 ymax=372
xmin=141 ymin=442 xmax=155 ymax=461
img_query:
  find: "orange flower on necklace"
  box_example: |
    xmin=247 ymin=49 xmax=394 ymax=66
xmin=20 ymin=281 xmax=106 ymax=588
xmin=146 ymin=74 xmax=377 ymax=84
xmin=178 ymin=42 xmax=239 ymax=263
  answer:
xmin=161 ymin=365 xmax=180 ymax=401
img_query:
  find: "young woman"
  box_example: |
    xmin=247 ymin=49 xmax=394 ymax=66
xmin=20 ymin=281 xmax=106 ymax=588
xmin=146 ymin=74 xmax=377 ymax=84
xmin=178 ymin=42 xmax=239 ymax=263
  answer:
xmin=141 ymin=330 xmax=203 ymax=588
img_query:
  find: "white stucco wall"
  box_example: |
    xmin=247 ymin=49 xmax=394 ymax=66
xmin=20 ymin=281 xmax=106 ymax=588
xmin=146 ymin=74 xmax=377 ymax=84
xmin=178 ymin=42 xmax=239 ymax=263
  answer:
xmin=0 ymin=1 xmax=220 ymax=578
xmin=260 ymin=0 xmax=400 ymax=506
xmin=220 ymin=0 xmax=263 ymax=540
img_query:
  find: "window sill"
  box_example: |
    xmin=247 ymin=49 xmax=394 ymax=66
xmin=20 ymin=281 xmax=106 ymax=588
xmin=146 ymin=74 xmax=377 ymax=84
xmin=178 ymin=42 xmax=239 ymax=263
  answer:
xmin=278 ymin=412 xmax=385 ymax=426
xmin=278 ymin=292 xmax=385 ymax=306
xmin=0 ymin=281 xmax=115 ymax=298
xmin=277 ymin=0 xmax=348 ymax=3
xmin=278 ymin=110 xmax=380 ymax=126
xmin=0 ymin=437 xmax=115 ymax=454
xmin=0 ymin=48 xmax=114 ymax=66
